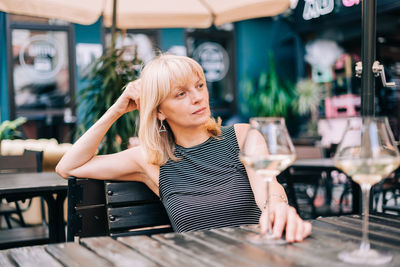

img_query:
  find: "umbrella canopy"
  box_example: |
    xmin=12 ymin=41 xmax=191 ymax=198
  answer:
xmin=0 ymin=0 xmax=289 ymax=28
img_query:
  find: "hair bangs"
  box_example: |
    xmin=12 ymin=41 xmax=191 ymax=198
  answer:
xmin=165 ymin=57 xmax=205 ymax=91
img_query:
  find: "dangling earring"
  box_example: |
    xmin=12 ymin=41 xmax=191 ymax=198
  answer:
xmin=159 ymin=120 xmax=167 ymax=133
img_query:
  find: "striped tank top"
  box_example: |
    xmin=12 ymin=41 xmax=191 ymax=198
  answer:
xmin=159 ymin=125 xmax=261 ymax=232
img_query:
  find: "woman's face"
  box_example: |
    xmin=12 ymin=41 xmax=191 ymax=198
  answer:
xmin=157 ymin=74 xmax=210 ymax=130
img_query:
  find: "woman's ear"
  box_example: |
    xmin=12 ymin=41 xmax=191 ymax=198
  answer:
xmin=157 ymin=110 xmax=166 ymax=121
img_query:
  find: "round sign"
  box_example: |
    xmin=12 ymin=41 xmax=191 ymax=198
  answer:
xmin=19 ymin=34 xmax=63 ymax=80
xmin=193 ymin=42 xmax=229 ymax=82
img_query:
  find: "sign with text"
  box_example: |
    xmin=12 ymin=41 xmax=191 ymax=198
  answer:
xmin=193 ymin=42 xmax=229 ymax=82
xmin=19 ymin=35 xmax=63 ymax=80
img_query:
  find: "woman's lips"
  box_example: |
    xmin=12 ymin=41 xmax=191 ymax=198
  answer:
xmin=193 ymin=107 xmax=206 ymax=114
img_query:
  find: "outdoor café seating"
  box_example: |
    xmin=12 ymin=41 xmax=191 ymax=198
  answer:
xmin=0 ymin=150 xmax=49 ymax=249
xmin=67 ymin=177 xmax=172 ymax=241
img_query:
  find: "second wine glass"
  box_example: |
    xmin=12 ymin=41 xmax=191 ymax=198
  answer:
xmin=334 ymin=116 xmax=400 ymax=264
xmin=240 ymin=117 xmax=296 ymax=245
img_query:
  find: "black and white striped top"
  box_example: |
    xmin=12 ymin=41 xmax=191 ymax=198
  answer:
xmin=159 ymin=125 xmax=261 ymax=232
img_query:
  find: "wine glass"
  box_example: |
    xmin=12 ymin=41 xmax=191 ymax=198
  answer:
xmin=333 ymin=116 xmax=400 ymax=265
xmin=240 ymin=117 xmax=296 ymax=245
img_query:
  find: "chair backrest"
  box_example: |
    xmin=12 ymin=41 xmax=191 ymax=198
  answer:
xmin=0 ymin=150 xmax=42 ymax=174
xmin=67 ymin=177 xmax=172 ymax=241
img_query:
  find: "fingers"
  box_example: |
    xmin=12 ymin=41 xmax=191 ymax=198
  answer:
xmin=284 ymin=206 xmax=298 ymax=242
xmin=268 ymin=204 xmax=312 ymax=243
xmin=271 ymin=204 xmax=288 ymax=239
xmin=286 ymin=212 xmax=312 ymax=242
xmin=126 ymin=80 xmax=141 ymax=110
xmin=303 ymin=221 xmax=312 ymax=238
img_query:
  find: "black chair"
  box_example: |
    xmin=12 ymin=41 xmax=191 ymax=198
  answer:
xmin=282 ymin=146 xmax=330 ymax=219
xmin=0 ymin=150 xmax=50 ymax=249
xmin=0 ymin=150 xmax=44 ymax=228
xmin=373 ymin=170 xmax=400 ymax=215
xmin=67 ymin=177 xmax=172 ymax=242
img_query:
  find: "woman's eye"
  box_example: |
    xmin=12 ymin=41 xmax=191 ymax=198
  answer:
xmin=197 ymin=83 xmax=204 ymax=89
xmin=176 ymin=91 xmax=186 ymax=97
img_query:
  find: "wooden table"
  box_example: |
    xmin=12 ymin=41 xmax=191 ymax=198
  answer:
xmin=0 ymin=172 xmax=68 ymax=243
xmin=1 ymin=214 xmax=399 ymax=266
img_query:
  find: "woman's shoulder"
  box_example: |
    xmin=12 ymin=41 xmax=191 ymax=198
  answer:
xmin=233 ymin=123 xmax=250 ymax=149
xmin=127 ymin=145 xmax=160 ymax=183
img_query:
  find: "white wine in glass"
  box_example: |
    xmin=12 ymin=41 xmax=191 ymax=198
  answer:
xmin=334 ymin=116 xmax=400 ymax=265
xmin=240 ymin=117 xmax=296 ymax=245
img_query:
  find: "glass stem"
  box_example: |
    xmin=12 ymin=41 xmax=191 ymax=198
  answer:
xmin=263 ymin=177 xmax=272 ymax=235
xmin=360 ymin=183 xmax=371 ymax=252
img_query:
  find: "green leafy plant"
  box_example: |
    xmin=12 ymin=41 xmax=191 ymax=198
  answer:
xmin=76 ymin=36 xmax=142 ymax=154
xmin=0 ymin=117 xmax=27 ymax=140
xmin=240 ymin=53 xmax=295 ymax=118
xmin=293 ymin=79 xmax=322 ymax=136
xmin=293 ymin=79 xmax=321 ymax=116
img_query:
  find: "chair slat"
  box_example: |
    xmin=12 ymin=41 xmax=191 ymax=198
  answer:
xmin=108 ymin=202 xmax=170 ymax=231
xmin=105 ymin=181 xmax=158 ymax=205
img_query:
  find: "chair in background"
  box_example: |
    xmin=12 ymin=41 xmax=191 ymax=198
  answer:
xmin=67 ymin=177 xmax=172 ymax=242
xmin=372 ymin=170 xmax=400 ymax=215
xmin=0 ymin=150 xmax=50 ymax=249
xmin=0 ymin=150 xmax=43 ymax=228
xmin=282 ymin=146 xmax=329 ymax=219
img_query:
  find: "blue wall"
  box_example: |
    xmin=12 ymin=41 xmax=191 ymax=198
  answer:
xmin=235 ymin=18 xmax=275 ymax=81
xmin=73 ymin=19 xmax=102 ymax=124
xmin=0 ymin=12 xmax=9 ymax=121
xmin=235 ymin=17 xmax=298 ymax=116
xmin=160 ymin=29 xmax=185 ymax=51
xmin=74 ymin=19 xmax=102 ymax=92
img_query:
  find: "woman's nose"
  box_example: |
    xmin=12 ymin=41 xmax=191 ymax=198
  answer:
xmin=190 ymin=89 xmax=202 ymax=103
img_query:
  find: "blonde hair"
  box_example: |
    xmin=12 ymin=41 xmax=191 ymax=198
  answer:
xmin=138 ymin=54 xmax=221 ymax=166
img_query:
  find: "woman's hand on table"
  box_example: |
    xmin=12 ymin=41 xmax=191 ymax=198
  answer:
xmin=259 ymin=202 xmax=312 ymax=243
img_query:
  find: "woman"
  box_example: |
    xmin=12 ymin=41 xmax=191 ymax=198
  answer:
xmin=56 ymin=54 xmax=311 ymax=242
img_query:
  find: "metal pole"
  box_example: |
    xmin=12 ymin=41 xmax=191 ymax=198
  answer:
xmin=111 ymin=0 xmax=117 ymax=49
xmin=361 ymin=0 xmax=377 ymax=116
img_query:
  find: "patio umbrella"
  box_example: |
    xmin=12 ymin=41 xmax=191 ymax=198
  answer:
xmin=0 ymin=0 xmax=290 ymax=29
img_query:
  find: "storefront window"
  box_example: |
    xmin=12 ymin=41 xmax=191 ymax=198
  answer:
xmin=186 ymin=27 xmax=236 ymax=121
xmin=8 ymin=15 xmax=75 ymax=142
xmin=12 ymin=29 xmax=70 ymax=115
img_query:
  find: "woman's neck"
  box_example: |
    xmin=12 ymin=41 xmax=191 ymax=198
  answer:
xmin=173 ymin=126 xmax=211 ymax=148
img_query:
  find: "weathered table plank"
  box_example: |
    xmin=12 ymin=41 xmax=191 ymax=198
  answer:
xmin=81 ymin=236 xmax=158 ymax=267
xmin=345 ymin=214 xmax=400 ymax=231
xmin=0 ymin=251 xmax=16 ymax=267
xmin=217 ymin=226 xmax=345 ymax=267
xmin=118 ymin=235 xmax=207 ymax=267
xmin=153 ymin=232 xmax=257 ymax=267
xmin=316 ymin=217 xmax=400 ymax=247
xmin=46 ymin=242 xmax=112 ymax=267
xmin=321 ymin=215 xmax=400 ymax=234
xmin=2 ymin=215 xmax=399 ymax=266
xmin=310 ymin=222 xmax=400 ymax=267
xmin=369 ymin=214 xmax=400 ymax=228
xmin=189 ymin=229 xmax=295 ymax=267
xmin=311 ymin=223 xmax=398 ymax=250
xmin=8 ymin=246 xmax=62 ymax=267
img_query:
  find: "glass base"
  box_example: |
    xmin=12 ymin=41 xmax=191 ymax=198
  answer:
xmin=246 ymin=232 xmax=288 ymax=245
xmin=338 ymin=249 xmax=392 ymax=265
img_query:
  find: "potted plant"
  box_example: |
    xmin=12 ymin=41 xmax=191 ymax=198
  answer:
xmin=240 ymin=52 xmax=295 ymax=118
xmin=76 ymin=35 xmax=142 ymax=154
xmin=0 ymin=117 xmax=27 ymax=152
xmin=292 ymin=79 xmax=322 ymax=137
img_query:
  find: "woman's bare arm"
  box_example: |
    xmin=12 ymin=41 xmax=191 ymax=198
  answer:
xmin=234 ymin=123 xmax=312 ymax=242
xmin=56 ymin=80 xmax=142 ymax=180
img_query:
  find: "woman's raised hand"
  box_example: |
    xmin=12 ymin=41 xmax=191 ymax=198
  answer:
xmin=111 ymin=79 xmax=141 ymax=116
xmin=259 ymin=202 xmax=312 ymax=243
